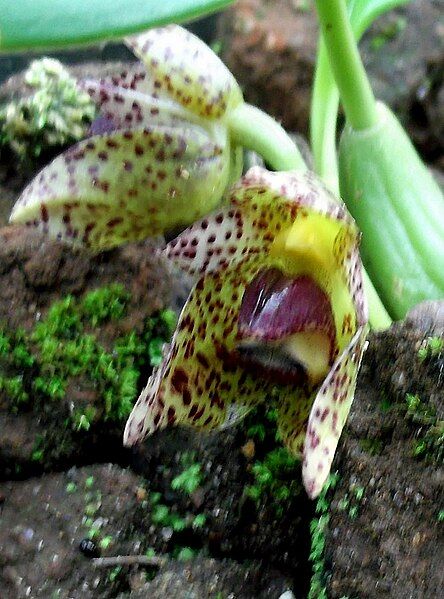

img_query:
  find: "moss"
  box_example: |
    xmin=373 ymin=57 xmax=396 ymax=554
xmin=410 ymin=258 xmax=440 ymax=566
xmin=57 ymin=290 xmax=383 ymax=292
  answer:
xmin=308 ymin=473 xmax=339 ymax=599
xmin=337 ymin=485 xmax=365 ymax=520
xmin=0 ymin=284 xmax=176 ymax=453
xmin=141 ymin=453 xmax=208 ymax=561
xmin=417 ymin=336 xmax=443 ymax=362
xmin=246 ymin=447 xmax=302 ymax=516
xmin=0 ymin=57 xmax=96 ymax=160
xmin=171 ymin=463 xmax=203 ymax=496
xmin=244 ymin=406 xmax=302 ymax=516
xmin=80 ymin=283 xmax=131 ymax=326
xmin=404 ymin=394 xmax=443 ymax=463
xmin=359 ymin=438 xmax=384 ymax=455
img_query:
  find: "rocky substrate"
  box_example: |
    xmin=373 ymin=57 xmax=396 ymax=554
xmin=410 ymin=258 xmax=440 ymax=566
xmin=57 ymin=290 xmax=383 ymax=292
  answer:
xmin=0 ymin=226 xmax=442 ymax=598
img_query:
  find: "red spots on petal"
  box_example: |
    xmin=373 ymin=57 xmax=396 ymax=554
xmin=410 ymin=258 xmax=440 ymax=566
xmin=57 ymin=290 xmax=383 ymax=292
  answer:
xmin=171 ymin=368 xmax=189 ymax=393
xmin=123 ymin=161 xmax=133 ymax=172
xmin=167 ymin=407 xmax=176 ymax=424
xmin=196 ymin=352 xmax=210 ymax=369
xmin=332 ymin=411 xmax=338 ymax=433
xmin=155 ymin=149 xmax=166 ymax=162
xmin=40 ymin=204 xmax=48 ymax=223
xmin=98 ymin=151 xmax=108 ymax=161
xmin=189 ymin=404 xmax=199 ymax=418
xmin=107 ymin=217 xmax=123 ymax=228
xmin=183 ymin=388 xmax=192 ymax=406
xmin=193 ymin=407 xmax=205 ymax=422
xmin=320 ymin=408 xmax=330 ymax=422
xmin=134 ymin=144 xmax=144 ymax=156
xmin=311 ymin=434 xmax=320 ymax=449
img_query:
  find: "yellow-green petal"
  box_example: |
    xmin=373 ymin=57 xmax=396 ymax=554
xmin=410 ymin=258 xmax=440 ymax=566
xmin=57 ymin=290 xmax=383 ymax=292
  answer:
xmin=10 ymin=123 xmax=235 ymax=249
xmin=124 ymin=257 xmax=275 ymax=445
xmin=302 ymin=325 xmax=369 ymax=498
xmin=125 ymin=25 xmax=243 ymax=120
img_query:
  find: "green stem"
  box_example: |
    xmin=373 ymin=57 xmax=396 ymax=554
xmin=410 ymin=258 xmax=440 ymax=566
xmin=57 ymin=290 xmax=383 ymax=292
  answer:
xmin=314 ymin=0 xmax=378 ymax=131
xmin=311 ymin=0 xmax=410 ymax=191
xmin=363 ymin=270 xmax=392 ymax=330
xmin=227 ymin=103 xmax=308 ymax=172
xmin=310 ymin=39 xmax=340 ymax=195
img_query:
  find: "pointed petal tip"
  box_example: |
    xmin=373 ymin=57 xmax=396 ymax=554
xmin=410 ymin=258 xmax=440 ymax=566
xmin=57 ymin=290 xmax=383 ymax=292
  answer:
xmin=302 ymin=460 xmax=328 ymax=500
xmin=123 ymin=417 xmax=141 ymax=447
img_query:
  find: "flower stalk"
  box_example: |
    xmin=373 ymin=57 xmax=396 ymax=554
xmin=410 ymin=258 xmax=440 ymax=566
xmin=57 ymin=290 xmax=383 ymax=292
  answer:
xmin=313 ymin=0 xmax=444 ymax=320
xmin=227 ymin=103 xmax=307 ymax=172
xmin=314 ymin=0 xmax=378 ymax=132
xmin=310 ymin=0 xmax=411 ymax=192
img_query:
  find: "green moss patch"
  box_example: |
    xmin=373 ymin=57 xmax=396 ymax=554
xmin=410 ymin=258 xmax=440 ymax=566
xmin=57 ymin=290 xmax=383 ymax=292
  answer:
xmin=0 ymin=284 xmax=175 ymax=468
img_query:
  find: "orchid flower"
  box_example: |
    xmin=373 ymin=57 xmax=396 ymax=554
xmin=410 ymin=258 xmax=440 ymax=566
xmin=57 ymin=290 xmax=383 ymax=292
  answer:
xmin=9 ymin=25 xmax=244 ymax=249
xmin=124 ymin=167 xmax=369 ymax=498
xmin=9 ymin=25 xmax=305 ymax=250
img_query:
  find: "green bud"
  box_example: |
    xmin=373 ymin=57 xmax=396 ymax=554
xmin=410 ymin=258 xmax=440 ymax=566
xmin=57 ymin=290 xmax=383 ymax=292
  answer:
xmin=339 ymin=102 xmax=444 ymax=319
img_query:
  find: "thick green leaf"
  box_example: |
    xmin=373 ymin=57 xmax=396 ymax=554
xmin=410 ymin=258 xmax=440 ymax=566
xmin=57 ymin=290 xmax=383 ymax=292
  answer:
xmin=0 ymin=0 xmax=233 ymax=52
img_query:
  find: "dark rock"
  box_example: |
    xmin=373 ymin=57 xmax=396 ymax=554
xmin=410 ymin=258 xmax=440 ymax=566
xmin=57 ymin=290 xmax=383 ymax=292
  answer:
xmin=325 ymin=319 xmax=444 ymax=598
xmin=0 ymin=465 xmax=142 ymax=598
xmin=117 ymin=557 xmax=292 ymax=599
xmin=406 ymin=300 xmax=444 ymax=336
xmin=0 ymin=225 xmax=174 ymax=477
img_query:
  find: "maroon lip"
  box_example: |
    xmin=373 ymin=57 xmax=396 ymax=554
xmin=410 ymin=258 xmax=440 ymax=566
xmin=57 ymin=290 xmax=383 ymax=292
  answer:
xmin=238 ymin=268 xmax=335 ymax=342
xmin=236 ymin=268 xmax=336 ymax=386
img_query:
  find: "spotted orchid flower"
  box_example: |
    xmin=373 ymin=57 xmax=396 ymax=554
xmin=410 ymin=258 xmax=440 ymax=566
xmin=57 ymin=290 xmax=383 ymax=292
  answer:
xmin=124 ymin=167 xmax=369 ymax=499
xmin=9 ymin=25 xmax=243 ymax=249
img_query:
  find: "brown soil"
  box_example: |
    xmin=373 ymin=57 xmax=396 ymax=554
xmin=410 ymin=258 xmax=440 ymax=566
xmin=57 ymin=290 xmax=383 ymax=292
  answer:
xmin=326 ymin=319 xmax=444 ymax=598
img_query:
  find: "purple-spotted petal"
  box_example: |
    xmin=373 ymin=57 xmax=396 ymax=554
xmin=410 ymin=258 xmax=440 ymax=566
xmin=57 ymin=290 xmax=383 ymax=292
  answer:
xmin=81 ymin=79 xmax=199 ymax=132
xmin=302 ymin=325 xmax=369 ymax=498
xmin=125 ymin=25 xmax=243 ymax=119
xmin=124 ymin=256 xmax=277 ymax=445
xmin=165 ymin=167 xmax=356 ymax=276
xmin=10 ymin=123 xmax=235 ymax=249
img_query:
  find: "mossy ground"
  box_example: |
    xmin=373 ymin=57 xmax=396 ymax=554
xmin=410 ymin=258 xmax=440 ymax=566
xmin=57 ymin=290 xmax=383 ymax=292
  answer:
xmin=0 ymin=284 xmax=175 ymax=474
